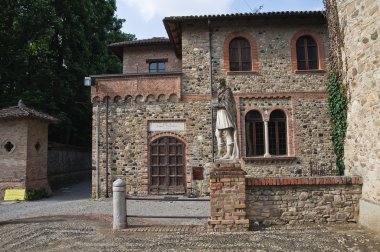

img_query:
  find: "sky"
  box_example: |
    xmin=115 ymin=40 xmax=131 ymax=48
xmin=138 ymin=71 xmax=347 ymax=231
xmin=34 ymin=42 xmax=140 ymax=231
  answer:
xmin=116 ymin=0 xmax=324 ymax=39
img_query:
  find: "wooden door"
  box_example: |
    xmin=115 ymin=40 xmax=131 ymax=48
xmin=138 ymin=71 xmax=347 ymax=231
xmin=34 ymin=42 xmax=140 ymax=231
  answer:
xmin=150 ymin=137 xmax=185 ymax=194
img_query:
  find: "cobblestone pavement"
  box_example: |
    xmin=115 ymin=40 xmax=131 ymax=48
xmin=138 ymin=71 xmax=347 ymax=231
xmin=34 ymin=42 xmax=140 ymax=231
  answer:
xmin=0 ymin=216 xmax=380 ymax=252
xmin=1 ymin=181 xmax=380 ymax=251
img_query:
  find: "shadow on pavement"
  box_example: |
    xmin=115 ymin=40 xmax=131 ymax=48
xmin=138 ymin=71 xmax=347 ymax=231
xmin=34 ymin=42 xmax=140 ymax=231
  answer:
xmin=47 ymin=178 xmax=92 ymax=201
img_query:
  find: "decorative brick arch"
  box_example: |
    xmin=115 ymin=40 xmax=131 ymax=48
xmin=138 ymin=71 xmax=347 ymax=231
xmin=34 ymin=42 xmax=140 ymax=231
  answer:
xmin=149 ymin=132 xmax=187 ymax=144
xmin=241 ymin=107 xmax=295 ymax=158
xmin=241 ymin=108 xmax=265 ymax=158
xmin=223 ymin=31 xmax=259 ymax=73
xmin=267 ymin=107 xmax=295 ymax=156
xmin=290 ymin=30 xmax=326 ymax=72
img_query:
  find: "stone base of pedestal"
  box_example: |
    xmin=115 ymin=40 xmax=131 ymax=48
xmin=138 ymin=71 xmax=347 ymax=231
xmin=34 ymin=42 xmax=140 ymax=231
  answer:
xmin=208 ymin=162 xmax=249 ymax=232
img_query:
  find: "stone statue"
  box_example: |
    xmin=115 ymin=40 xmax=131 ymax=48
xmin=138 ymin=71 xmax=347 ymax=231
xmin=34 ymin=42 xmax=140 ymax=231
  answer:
xmin=214 ymin=78 xmax=239 ymax=160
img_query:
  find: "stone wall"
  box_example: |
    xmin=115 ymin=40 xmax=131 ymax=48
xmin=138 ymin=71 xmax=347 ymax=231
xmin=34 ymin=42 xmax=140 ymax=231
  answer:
xmin=91 ymin=14 xmax=338 ymax=196
xmin=48 ymin=143 xmax=91 ymax=189
xmin=181 ymin=18 xmax=329 ymax=95
xmin=332 ymin=0 xmax=380 ymax=234
xmin=239 ymin=94 xmax=336 ymax=177
xmin=180 ymin=17 xmax=335 ymax=177
xmin=123 ymin=44 xmax=181 ymax=74
xmin=246 ymin=176 xmax=362 ymax=227
xmin=92 ymin=98 xmax=213 ymax=196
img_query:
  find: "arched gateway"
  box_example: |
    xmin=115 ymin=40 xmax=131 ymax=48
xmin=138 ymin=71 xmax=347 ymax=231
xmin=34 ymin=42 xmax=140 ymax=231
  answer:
xmin=149 ymin=136 xmax=185 ymax=194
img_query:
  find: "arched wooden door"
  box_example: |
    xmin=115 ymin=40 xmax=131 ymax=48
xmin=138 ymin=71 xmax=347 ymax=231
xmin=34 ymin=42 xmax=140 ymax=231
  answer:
xmin=150 ymin=137 xmax=185 ymax=194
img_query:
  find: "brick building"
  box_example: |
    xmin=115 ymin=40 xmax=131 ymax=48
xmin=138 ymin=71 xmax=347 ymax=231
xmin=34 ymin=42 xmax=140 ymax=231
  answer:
xmin=90 ymin=11 xmax=336 ymax=196
xmin=0 ymin=100 xmax=57 ymax=199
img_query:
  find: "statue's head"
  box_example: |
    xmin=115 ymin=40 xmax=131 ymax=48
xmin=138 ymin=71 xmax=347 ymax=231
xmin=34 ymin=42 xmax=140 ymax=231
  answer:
xmin=216 ymin=77 xmax=226 ymax=89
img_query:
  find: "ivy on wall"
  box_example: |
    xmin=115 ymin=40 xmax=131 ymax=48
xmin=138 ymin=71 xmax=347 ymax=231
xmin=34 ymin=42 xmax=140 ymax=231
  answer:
xmin=327 ymin=72 xmax=347 ymax=175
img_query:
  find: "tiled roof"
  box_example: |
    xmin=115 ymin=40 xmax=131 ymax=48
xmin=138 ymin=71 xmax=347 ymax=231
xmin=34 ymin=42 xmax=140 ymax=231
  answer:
xmin=163 ymin=10 xmax=325 ymax=21
xmin=109 ymin=37 xmax=170 ymax=48
xmin=0 ymin=100 xmax=58 ymax=123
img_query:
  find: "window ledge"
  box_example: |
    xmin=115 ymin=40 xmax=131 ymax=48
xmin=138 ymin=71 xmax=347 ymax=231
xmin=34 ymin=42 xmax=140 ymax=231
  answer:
xmin=294 ymin=70 xmax=326 ymax=74
xmin=227 ymin=71 xmax=259 ymax=75
xmin=243 ymin=156 xmax=297 ymax=163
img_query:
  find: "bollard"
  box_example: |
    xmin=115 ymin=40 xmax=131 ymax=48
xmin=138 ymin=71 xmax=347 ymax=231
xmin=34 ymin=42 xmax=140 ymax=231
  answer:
xmin=113 ymin=179 xmax=126 ymax=230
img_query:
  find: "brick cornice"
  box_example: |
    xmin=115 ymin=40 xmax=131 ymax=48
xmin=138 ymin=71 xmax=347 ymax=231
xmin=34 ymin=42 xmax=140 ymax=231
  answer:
xmin=236 ymin=92 xmax=328 ymax=99
xmin=246 ymin=176 xmax=363 ymax=186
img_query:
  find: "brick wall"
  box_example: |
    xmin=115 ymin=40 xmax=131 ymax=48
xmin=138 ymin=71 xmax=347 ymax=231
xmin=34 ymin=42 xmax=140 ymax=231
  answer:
xmin=25 ymin=119 xmax=50 ymax=192
xmin=0 ymin=119 xmax=28 ymax=198
xmin=0 ymin=118 xmax=51 ymax=198
xmin=91 ymin=73 xmax=182 ymax=103
xmin=123 ymin=44 xmax=181 ymax=74
xmin=208 ymin=162 xmax=249 ymax=232
xmin=246 ymin=176 xmax=362 ymax=227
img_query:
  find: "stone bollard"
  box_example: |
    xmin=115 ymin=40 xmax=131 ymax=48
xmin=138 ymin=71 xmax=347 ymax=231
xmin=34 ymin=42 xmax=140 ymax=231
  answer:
xmin=113 ymin=179 xmax=126 ymax=230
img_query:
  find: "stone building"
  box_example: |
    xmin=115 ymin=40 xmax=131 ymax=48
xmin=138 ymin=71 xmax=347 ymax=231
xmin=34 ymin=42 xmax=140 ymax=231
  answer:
xmin=91 ymin=11 xmax=336 ymax=196
xmin=0 ymin=100 xmax=57 ymax=199
xmin=325 ymin=0 xmax=380 ymax=234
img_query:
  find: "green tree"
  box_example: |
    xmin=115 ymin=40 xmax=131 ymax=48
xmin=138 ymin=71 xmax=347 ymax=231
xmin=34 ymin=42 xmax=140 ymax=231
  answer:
xmin=0 ymin=0 xmax=135 ymax=146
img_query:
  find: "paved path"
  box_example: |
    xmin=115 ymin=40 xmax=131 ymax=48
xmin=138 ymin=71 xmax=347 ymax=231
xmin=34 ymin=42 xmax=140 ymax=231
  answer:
xmin=0 ymin=216 xmax=380 ymax=251
xmin=1 ymin=180 xmax=380 ymax=251
xmin=0 ymin=180 xmax=209 ymax=225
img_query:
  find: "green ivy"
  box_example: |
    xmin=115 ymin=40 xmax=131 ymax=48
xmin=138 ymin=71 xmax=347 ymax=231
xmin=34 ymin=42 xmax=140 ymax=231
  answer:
xmin=327 ymin=72 xmax=347 ymax=175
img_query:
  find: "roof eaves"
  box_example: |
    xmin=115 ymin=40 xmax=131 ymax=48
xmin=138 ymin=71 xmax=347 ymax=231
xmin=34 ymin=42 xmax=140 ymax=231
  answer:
xmin=163 ymin=10 xmax=325 ymax=21
xmin=0 ymin=100 xmax=58 ymax=123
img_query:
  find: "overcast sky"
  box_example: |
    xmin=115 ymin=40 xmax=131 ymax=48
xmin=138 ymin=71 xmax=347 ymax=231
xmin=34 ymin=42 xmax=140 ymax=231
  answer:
xmin=116 ymin=0 xmax=324 ymax=39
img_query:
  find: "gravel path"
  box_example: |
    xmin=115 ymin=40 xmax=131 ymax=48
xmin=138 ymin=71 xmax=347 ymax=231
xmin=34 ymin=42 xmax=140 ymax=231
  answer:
xmin=0 ymin=180 xmax=209 ymax=225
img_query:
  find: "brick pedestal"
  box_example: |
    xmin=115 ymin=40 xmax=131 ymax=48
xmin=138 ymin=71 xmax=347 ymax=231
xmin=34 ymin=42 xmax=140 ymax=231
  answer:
xmin=208 ymin=162 xmax=249 ymax=232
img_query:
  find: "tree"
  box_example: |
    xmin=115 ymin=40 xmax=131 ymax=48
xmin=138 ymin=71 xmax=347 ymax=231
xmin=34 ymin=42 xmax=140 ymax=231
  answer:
xmin=0 ymin=0 xmax=135 ymax=146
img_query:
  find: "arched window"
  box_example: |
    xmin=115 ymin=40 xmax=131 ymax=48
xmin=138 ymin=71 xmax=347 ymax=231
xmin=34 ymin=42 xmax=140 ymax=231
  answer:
xmin=268 ymin=110 xmax=287 ymax=155
xmin=229 ymin=37 xmax=251 ymax=71
xmin=245 ymin=110 xmax=264 ymax=156
xmin=296 ymin=35 xmax=319 ymax=70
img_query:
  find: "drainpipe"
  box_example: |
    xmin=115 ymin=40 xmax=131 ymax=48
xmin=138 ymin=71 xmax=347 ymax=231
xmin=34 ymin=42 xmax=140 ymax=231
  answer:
xmin=105 ymin=96 xmax=109 ymax=198
xmin=208 ymin=19 xmax=215 ymax=161
xmin=96 ymin=104 xmax=100 ymax=199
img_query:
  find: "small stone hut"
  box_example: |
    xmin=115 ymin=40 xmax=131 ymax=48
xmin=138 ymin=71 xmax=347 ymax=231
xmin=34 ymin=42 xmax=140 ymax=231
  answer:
xmin=0 ymin=100 xmax=57 ymax=199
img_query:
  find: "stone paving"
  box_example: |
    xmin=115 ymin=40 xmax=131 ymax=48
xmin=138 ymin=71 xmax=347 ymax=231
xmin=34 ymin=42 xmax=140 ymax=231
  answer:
xmin=0 ymin=216 xmax=380 ymax=251
xmin=1 ymin=180 xmax=380 ymax=251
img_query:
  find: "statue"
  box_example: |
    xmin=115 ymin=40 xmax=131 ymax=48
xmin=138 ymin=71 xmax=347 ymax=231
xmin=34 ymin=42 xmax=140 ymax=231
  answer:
xmin=214 ymin=78 xmax=239 ymax=160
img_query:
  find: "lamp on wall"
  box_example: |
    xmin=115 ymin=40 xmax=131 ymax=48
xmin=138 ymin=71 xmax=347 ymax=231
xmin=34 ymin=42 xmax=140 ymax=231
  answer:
xmin=84 ymin=77 xmax=95 ymax=86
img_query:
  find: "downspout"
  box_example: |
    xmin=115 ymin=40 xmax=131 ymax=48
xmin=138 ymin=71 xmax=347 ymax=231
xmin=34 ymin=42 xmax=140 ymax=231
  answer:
xmin=96 ymin=104 xmax=100 ymax=199
xmin=105 ymin=96 xmax=109 ymax=198
xmin=208 ymin=19 xmax=215 ymax=161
